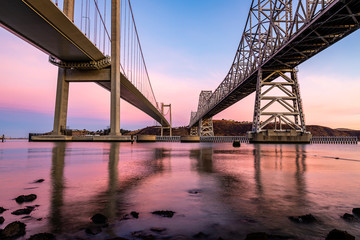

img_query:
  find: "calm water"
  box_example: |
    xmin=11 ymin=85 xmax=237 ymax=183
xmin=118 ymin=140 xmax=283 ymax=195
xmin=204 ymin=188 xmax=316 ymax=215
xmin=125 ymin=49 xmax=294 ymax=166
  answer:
xmin=0 ymin=141 xmax=360 ymax=239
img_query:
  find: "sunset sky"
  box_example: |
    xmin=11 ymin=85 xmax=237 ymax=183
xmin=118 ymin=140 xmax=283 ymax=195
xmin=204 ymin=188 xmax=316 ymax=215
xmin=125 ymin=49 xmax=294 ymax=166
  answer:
xmin=1 ymin=0 xmax=360 ymax=137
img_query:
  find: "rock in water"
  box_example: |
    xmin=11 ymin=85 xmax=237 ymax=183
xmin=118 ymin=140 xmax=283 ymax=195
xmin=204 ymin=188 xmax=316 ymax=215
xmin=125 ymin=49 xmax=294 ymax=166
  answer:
xmin=288 ymin=214 xmax=317 ymax=223
xmin=342 ymin=213 xmax=357 ymax=222
xmin=233 ymin=140 xmax=241 ymax=148
xmin=15 ymin=194 xmax=37 ymax=203
xmin=0 ymin=221 xmax=26 ymax=239
xmin=352 ymin=208 xmax=360 ymax=216
xmin=85 ymin=226 xmax=102 ymax=235
xmin=29 ymin=233 xmax=56 ymax=240
xmin=11 ymin=206 xmax=35 ymax=215
xmin=245 ymin=232 xmax=269 ymax=240
xmin=151 ymin=210 xmax=175 ymax=218
xmin=33 ymin=179 xmax=45 ymax=183
xmin=326 ymin=229 xmax=355 ymax=240
xmin=0 ymin=216 xmax=4 ymax=224
xmin=0 ymin=207 xmax=7 ymax=214
xmin=91 ymin=213 xmax=108 ymax=224
xmin=130 ymin=211 xmax=139 ymax=219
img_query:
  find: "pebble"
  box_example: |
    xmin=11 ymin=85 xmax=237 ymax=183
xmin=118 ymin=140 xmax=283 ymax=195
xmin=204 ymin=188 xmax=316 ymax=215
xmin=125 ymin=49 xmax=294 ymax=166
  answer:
xmin=33 ymin=179 xmax=45 ymax=183
xmin=85 ymin=226 xmax=102 ymax=235
xmin=0 ymin=216 xmax=4 ymax=224
xmin=0 ymin=207 xmax=7 ymax=214
xmin=342 ymin=213 xmax=357 ymax=222
xmin=11 ymin=206 xmax=35 ymax=215
xmin=352 ymin=208 xmax=360 ymax=216
xmin=150 ymin=227 xmax=166 ymax=233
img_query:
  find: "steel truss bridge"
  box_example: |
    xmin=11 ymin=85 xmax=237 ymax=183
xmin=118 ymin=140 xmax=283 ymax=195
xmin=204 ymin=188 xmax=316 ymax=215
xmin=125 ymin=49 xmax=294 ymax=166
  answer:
xmin=0 ymin=0 xmax=170 ymax=139
xmin=190 ymin=0 xmax=360 ymax=142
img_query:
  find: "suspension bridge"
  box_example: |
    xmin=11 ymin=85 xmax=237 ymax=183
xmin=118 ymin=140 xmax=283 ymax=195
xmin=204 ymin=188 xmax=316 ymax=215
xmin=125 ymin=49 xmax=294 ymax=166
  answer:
xmin=189 ymin=0 xmax=360 ymax=143
xmin=0 ymin=0 xmax=170 ymax=141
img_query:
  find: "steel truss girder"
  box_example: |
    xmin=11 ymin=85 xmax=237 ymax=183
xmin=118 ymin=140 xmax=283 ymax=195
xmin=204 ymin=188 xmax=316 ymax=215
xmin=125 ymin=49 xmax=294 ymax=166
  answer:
xmin=199 ymin=118 xmax=214 ymax=137
xmin=252 ymin=68 xmax=306 ymax=133
xmin=189 ymin=0 xmax=360 ymax=128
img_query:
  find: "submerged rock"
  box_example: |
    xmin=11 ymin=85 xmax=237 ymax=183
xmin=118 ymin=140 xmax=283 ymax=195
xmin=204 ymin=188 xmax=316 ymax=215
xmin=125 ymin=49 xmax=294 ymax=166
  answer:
xmin=91 ymin=213 xmax=108 ymax=224
xmin=130 ymin=211 xmax=139 ymax=219
xmin=0 ymin=216 xmax=4 ymax=224
xmin=188 ymin=189 xmax=202 ymax=194
xmin=151 ymin=210 xmax=175 ymax=218
xmin=342 ymin=213 xmax=357 ymax=222
xmin=326 ymin=229 xmax=355 ymax=240
xmin=132 ymin=231 xmax=155 ymax=240
xmin=28 ymin=232 xmax=56 ymax=240
xmin=0 ymin=207 xmax=7 ymax=214
xmin=15 ymin=194 xmax=37 ymax=203
xmin=288 ymin=214 xmax=317 ymax=223
xmin=150 ymin=227 xmax=166 ymax=233
xmin=0 ymin=221 xmax=26 ymax=239
xmin=245 ymin=232 xmax=268 ymax=240
xmin=352 ymin=208 xmax=360 ymax=216
xmin=85 ymin=226 xmax=102 ymax=235
xmin=33 ymin=179 xmax=45 ymax=183
xmin=193 ymin=232 xmax=209 ymax=238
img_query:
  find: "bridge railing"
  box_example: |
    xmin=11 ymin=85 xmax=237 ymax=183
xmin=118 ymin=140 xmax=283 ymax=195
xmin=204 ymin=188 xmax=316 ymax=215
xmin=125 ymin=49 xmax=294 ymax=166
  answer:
xmin=52 ymin=0 xmax=160 ymax=112
xmin=311 ymin=136 xmax=358 ymax=144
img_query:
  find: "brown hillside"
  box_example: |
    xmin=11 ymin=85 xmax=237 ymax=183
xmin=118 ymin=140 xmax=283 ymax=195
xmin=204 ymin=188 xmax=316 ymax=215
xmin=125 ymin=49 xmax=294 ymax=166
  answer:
xmin=125 ymin=120 xmax=360 ymax=137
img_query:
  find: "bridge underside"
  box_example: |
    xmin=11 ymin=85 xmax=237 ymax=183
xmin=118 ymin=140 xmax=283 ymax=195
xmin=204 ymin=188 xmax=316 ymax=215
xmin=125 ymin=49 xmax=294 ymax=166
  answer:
xmin=192 ymin=0 xmax=360 ymax=125
xmin=0 ymin=0 xmax=169 ymax=128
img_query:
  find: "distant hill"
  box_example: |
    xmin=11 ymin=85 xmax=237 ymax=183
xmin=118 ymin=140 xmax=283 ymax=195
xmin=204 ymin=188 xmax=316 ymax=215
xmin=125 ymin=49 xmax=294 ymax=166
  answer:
xmin=126 ymin=120 xmax=360 ymax=137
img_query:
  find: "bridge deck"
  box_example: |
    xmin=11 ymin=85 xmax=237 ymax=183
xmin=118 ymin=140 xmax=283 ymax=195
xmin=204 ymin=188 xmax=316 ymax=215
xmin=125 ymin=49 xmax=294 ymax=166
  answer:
xmin=0 ymin=0 xmax=169 ymax=127
xmin=196 ymin=0 xmax=360 ymax=124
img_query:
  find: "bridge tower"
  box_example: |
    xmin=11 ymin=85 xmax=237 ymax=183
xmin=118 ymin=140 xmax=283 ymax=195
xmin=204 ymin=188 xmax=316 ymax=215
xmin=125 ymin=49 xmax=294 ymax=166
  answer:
xmin=52 ymin=0 xmax=123 ymax=138
xmin=190 ymin=91 xmax=214 ymax=136
xmin=248 ymin=68 xmax=312 ymax=143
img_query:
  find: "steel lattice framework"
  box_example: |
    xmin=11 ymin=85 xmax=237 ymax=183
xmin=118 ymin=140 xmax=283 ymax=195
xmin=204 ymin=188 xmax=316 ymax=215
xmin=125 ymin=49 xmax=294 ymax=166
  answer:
xmin=189 ymin=0 xmax=360 ymax=130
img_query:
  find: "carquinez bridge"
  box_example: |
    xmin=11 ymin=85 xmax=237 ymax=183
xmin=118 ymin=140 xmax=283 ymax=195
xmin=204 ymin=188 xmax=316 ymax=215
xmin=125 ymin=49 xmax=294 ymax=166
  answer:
xmin=189 ymin=0 xmax=360 ymax=143
xmin=0 ymin=0 xmax=171 ymax=141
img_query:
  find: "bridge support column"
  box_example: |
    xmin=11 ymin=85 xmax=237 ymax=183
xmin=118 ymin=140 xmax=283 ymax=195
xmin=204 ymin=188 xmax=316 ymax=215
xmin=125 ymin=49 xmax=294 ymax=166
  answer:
xmin=160 ymin=103 xmax=172 ymax=136
xmin=248 ymin=68 xmax=311 ymax=143
xmin=199 ymin=118 xmax=214 ymax=137
xmin=52 ymin=69 xmax=69 ymax=135
xmin=52 ymin=0 xmax=74 ymax=136
xmin=110 ymin=0 xmax=121 ymax=136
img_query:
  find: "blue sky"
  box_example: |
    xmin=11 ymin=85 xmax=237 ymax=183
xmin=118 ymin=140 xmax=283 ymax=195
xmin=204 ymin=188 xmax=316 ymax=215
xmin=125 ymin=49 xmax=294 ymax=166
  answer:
xmin=0 ymin=0 xmax=360 ymax=137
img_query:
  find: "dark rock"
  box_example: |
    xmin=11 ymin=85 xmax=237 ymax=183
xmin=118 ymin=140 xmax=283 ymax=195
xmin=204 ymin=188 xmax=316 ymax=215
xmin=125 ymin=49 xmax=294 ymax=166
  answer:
xmin=193 ymin=232 xmax=208 ymax=238
xmin=11 ymin=206 xmax=35 ymax=215
xmin=37 ymin=218 xmax=43 ymax=221
xmin=150 ymin=227 xmax=166 ymax=233
xmin=130 ymin=211 xmax=139 ymax=219
xmin=132 ymin=231 xmax=155 ymax=240
xmin=151 ymin=210 xmax=175 ymax=218
xmin=121 ymin=214 xmax=131 ymax=220
xmin=15 ymin=194 xmax=37 ymax=203
xmin=28 ymin=232 xmax=56 ymax=240
xmin=0 ymin=207 xmax=7 ymax=214
xmin=33 ymin=179 xmax=45 ymax=183
xmin=288 ymin=214 xmax=317 ymax=223
xmin=188 ymin=189 xmax=202 ymax=194
xmin=233 ymin=140 xmax=241 ymax=148
xmin=91 ymin=213 xmax=108 ymax=224
xmin=342 ymin=213 xmax=357 ymax=222
xmin=0 ymin=221 xmax=26 ymax=239
xmin=326 ymin=229 xmax=355 ymax=240
xmin=106 ymin=238 xmax=129 ymax=240
xmin=352 ymin=208 xmax=360 ymax=216
xmin=0 ymin=216 xmax=4 ymax=224
xmin=245 ymin=232 xmax=268 ymax=240
xmin=85 ymin=226 xmax=102 ymax=235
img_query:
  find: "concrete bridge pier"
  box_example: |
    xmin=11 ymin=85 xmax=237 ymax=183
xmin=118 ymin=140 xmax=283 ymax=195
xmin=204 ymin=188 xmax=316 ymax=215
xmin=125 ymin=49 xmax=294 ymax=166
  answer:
xmin=248 ymin=68 xmax=311 ymax=143
xmin=52 ymin=0 xmax=74 ymax=137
